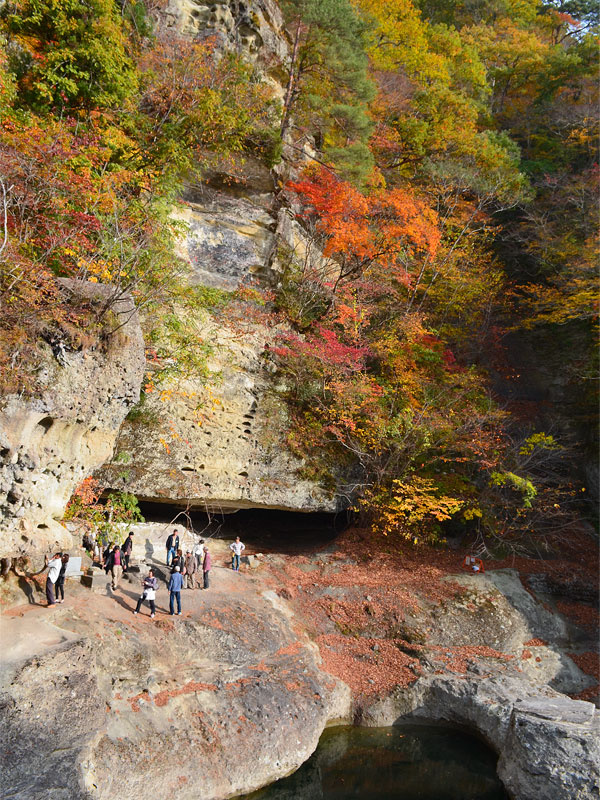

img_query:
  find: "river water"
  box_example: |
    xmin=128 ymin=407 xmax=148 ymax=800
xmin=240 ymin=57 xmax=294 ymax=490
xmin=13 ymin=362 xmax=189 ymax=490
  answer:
xmin=238 ymin=724 xmax=509 ymax=800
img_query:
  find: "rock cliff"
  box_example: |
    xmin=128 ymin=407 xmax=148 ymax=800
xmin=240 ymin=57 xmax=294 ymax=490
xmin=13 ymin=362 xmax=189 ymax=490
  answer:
xmin=98 ymin=307 xmax=339 ymax=513
xmin=0 ymin=282 xmax=145 ymax=559
xmin=97 ymin=172 xmax=337 ymax=513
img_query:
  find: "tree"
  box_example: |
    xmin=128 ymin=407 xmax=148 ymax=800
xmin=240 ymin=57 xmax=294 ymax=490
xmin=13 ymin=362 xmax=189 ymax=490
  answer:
xmin=1 ymin=0 xmax=137 ymax=112
xmin=279 ymin=0 xmax=376 ymax=183
xmin=288 ymin=165 xmax=440 ymax=294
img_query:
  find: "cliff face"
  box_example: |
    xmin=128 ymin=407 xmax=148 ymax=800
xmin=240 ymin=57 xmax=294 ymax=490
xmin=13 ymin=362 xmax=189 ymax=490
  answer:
xmin=161 ymin=0 xmax=289 ymax=67
xmin=96 ymin=3 xmax=339 ymax=515
xmin=0 ymin=0 xmax=334 ymax=555
xmin=98 ymin=304 xmax=338 ymax=513
xmin=0 ymin=282 xmax=145 ymax=558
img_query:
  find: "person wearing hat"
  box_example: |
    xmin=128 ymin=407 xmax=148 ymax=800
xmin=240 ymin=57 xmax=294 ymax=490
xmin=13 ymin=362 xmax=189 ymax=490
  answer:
xmin=122 ymin=531 xmax=134 ymax=573
xmin=168 ymin=565 xmax=184 ymax=615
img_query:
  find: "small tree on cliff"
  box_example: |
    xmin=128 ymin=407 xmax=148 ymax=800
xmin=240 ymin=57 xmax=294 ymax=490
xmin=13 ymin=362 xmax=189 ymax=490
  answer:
xmin=279 ymin=0 xmax=376 ymax=183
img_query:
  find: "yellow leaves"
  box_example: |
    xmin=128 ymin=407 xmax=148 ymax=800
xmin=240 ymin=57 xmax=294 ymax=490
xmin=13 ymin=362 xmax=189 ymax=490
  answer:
xmin=364 ymin=476 xmax=464 ymax=540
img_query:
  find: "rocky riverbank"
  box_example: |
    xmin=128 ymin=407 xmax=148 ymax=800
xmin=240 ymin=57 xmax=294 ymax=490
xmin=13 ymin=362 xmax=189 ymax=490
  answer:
xmin=1 ymin=525 xmax=598 ymax=800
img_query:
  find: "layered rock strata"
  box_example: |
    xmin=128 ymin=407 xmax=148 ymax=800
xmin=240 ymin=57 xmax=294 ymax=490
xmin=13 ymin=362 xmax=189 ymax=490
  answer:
xmin=98 ymin=309 xmax=339 ymax=513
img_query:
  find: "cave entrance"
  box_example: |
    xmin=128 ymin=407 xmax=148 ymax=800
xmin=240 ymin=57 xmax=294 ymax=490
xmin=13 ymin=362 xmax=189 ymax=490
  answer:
xmin=136 ymin=501 xmax=350 ymax=554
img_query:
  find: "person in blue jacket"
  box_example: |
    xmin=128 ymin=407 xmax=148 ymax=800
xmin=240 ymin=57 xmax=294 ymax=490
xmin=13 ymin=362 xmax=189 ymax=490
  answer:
xmin=168 ymin=565 xmax=183 ymax=615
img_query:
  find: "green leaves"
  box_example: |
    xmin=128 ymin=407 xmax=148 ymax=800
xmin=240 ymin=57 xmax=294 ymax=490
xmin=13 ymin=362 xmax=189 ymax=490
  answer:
xmin=2 ymin=0 xmax=137 ymax=111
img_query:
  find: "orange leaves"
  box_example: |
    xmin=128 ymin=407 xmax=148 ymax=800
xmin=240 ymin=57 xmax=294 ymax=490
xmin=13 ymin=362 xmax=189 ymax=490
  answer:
xmin=288 ymin=165 xmax=440 ymax=286
xmin=71 ymin=477 xmax=102 ymax=507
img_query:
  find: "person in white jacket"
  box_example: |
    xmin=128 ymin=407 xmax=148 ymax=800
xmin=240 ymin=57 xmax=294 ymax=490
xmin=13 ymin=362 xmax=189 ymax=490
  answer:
xmin=193 ymin=538 xmax=205 ymax=572
xmin=229 ymin=536 xmax=245 ymax=571
xmin=44 ymin=553 xmax=62 ymax=607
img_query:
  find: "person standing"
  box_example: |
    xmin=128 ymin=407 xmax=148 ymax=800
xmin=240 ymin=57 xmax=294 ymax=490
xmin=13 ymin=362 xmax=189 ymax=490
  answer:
xmin=44 ymin=553 xmax=62 ymax=607
xmin=102 ymin=541 xmax=114 ymax=569
xmin=229 ymin=536 xmax=245 ymax=571
xmin=165 ymin=529 xmax=179 ymax=566
xmin=54 ymin=554 xmax=70 ymax=603
xmin=134 ymin=568 xmax=158 ymax=617
xmin=203 ymin=547 xmax=212 ymax=589
xmin=184 ymin=550 xmax=196 ymax=590
xmin=107 ymin=545 xmax=123 ymax=590
xmin=168 ymin=565 xmax=183 ymax=615
xmin=122 ymin=531 xmax=134 ymax=573
xmin=193 ymin=538 xmax=205 ymax=572
xmin=170 ymin=548 xmax=184 ymax=574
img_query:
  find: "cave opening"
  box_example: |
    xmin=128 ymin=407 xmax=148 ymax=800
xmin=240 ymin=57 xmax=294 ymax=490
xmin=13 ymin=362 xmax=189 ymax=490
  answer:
xmin=136 ymin=501 xmax=350 ymax=554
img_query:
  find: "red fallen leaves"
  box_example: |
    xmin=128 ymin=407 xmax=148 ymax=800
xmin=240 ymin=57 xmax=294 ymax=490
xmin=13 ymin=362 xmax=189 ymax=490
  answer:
xmin=317 ymin=634 xmax=420 ymax=696
xmin=572 ymin=686 xmax=600 ymax=702
xmin=567 ymin=652 xmax=600 ymax=681
xmin=429 ymin=645 xmax=514 ymax=675
xmin=556 ymin=600 xmax=599 ymax=632
xmin=128 ymin=690 xmax=151 ymax=712
xmin=127 ymin=681 xmax=217 ymax=711
xmin=568 ymin=652 xmax=600 ymax=704
xmin=260 ymin=528 xmax=597 ymax=702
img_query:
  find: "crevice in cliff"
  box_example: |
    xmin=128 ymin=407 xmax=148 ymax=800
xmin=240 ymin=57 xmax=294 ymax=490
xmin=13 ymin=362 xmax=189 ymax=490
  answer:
xmin=137 ymin=501 xmax=350 ymax=553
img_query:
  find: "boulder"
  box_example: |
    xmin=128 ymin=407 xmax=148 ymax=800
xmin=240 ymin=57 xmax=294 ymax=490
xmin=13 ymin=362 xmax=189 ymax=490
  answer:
xmin=0 ymin=573 xmax=349 ymax=800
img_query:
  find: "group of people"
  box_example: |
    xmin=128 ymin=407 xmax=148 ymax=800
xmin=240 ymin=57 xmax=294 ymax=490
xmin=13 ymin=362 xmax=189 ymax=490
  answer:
xmin=43 ymin=527 xmax=248 ymax=617
xmin=44 ymin=552 xmax=70 ymax=607
xmin=134 ymin=530 xmax=246 ymax=617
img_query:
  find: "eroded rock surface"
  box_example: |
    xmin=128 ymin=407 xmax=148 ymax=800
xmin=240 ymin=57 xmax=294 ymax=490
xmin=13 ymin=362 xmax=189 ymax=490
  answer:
xmin=1 ymin=529 xmax=598 ymax=800
xmin=161 ymin=0 xmax=289 ymax=68
xmin=0 ymin=548 xmax=348 ymax=800
xmin=0 ymin=283 xmax=145 ymax=559
xmin=98 ymin=277 xmax=338 ymax=515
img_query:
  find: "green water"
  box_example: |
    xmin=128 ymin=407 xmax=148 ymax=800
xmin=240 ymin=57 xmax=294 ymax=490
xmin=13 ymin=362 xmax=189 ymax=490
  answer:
xmin=240 ymin=724 xmax=509 ymax=800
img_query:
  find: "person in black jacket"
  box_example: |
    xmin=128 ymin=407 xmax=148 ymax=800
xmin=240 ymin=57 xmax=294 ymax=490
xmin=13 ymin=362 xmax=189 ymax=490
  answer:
xmin=122 ymin=532 xmax=134 ymax=572
xmin=104 ymin=545 xmax=123 ymax=589
xmin=170 ymin=549 xmax=184 ymax=575
xmin=165 ymin=530 xmax=179 ymax=566
xmin=103 ymin=542 xmax=114 ymax=570
xmin=55 ymin=554 xmax=69 ymax=603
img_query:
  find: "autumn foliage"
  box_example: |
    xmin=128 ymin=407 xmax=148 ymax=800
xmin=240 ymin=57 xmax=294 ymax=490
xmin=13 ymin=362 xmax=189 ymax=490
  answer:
xmin=289 ymin=166 xmax=440 ymax=289
xmin=0 ymin=0 xmax=596 ymax=553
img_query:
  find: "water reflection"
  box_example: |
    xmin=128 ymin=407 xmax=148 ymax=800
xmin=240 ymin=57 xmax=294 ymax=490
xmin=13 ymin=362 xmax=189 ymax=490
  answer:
xmin=239 ymin=725 xmax=508 ymax=800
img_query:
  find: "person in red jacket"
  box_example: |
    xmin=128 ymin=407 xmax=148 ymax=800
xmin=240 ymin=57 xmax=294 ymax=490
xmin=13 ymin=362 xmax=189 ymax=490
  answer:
xmin=202 ymin=547 xmax=212 ymax=589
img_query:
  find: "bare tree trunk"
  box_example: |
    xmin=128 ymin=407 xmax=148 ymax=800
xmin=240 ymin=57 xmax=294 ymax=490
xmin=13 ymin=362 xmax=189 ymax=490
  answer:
xmin=280 ymin=20 xmax=302 ymax=140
